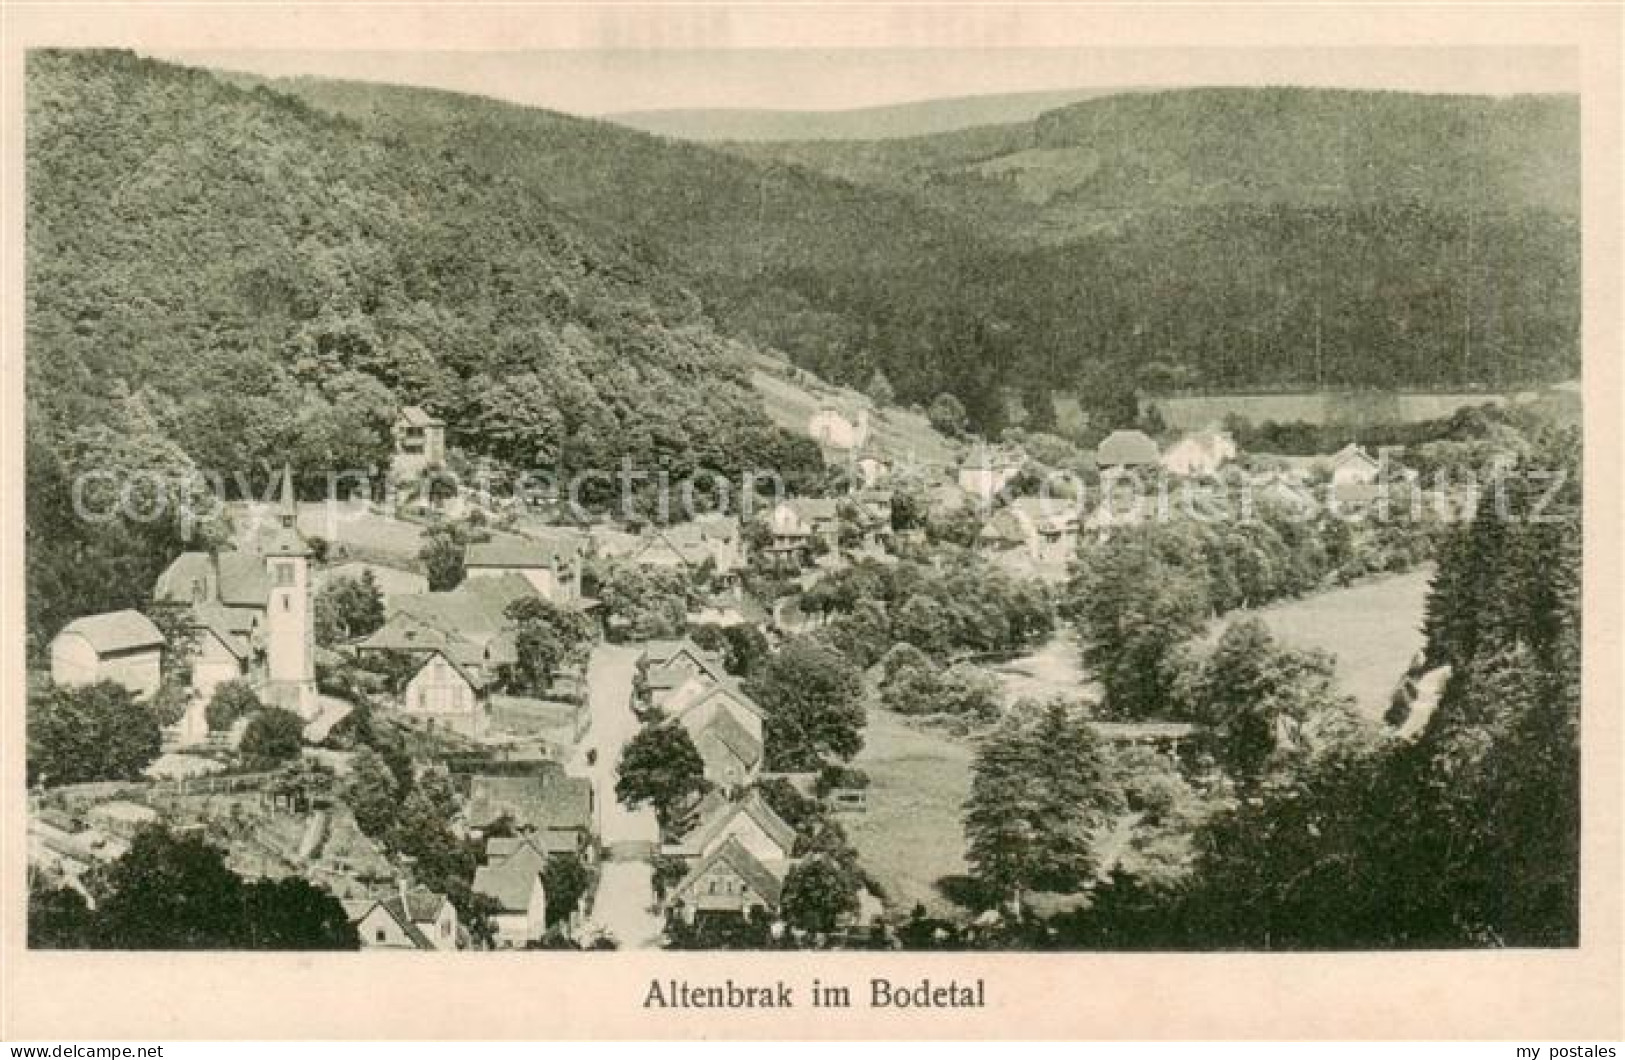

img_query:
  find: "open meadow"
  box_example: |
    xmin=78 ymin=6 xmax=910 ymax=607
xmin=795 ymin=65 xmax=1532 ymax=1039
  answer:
xmin=1205 ymin=566 xmax=1435 ymax=719
xmin=847 ymin=707 xmax=977 ymax=918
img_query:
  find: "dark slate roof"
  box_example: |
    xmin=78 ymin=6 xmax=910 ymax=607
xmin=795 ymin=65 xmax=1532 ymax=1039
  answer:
xmin=413 ymin=648 xmax=490 ymax=693
xmin=1097 ymin=430 xmax=1161 ymax=467
xmin=466 ymin=774 xmax=593 ymax=833
xmin=358 ymin=612 xmax=509 ymax=670
xmin=191 ymin=603 xmax=256 ymax=660
xmin=697 ymin=709 xmax=764 ymax=769
xmin=56 ymin=610 xmax=165 ymax=654
xmin=392 ymin=574 xmax=535 ymax=630
xmin=154 ymin=552 xmax=271 ymax=609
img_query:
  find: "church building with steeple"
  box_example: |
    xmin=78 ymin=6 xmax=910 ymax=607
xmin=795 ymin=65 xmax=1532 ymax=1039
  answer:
xmin=153 ymin=466 xmax=321 ymax=727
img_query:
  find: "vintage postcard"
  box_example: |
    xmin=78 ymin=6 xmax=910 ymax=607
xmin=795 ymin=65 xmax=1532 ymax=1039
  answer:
xmin=1 ymin=2 xmax=1620 ymax=1042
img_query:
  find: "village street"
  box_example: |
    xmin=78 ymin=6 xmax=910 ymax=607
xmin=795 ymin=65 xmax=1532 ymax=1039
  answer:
xmin=572 ymin=643 xmax=664 ymax=948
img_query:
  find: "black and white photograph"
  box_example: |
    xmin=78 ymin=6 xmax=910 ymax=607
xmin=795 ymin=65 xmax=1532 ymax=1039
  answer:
xmin=14 ymin=24 xmax=1596 ymax=975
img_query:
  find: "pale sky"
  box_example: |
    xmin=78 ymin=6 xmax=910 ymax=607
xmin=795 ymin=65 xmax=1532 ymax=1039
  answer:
xmin=149 ymin=47 xmax=1578 ymax=118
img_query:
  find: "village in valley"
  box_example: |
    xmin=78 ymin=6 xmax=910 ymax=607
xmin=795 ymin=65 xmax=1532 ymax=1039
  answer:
xmin=28 ymin=373 xmax=1579 ymax=950
xmin=24 ymin=51 xmax=1583 ymax=953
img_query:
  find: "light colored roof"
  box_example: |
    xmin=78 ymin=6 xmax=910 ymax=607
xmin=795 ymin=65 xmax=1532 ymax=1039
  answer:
xmin=473 ymin=860 xmax=543 ymax=914
xmin=317 ymin=563 xmax=429 ymax=598
xmin=1332 ymin=443 xmax=1379 ymax=468
xmin=783 ymin=497 xmax=840 ymax=521
xmin=683 ymin=790 xmax=796 ymax=857
xmin=56 ymin=610 xmax=164 ymax=654
xmin=958 ymin=445 xmax=1026 ymax=470
xmin=670 ymin=837 xmax=785 ymax=907
xmin=1009 ymin=496 xmax=1081 ymax=529
xmin=398 ymin=405 xmax=443 ymax=428
xmin=630 ymin=530 xmax=713 ymax=568
xmin=670 ymin=676 xmax=765 ymax=720
xmin=466 ymin=537 xmax=583 ymax=569
xmin=88 ymin=800 xmax=159 ymax=824
xmin=641 ymin=638 xmax=723 ymax=671
xmin=1097 ymin=430 xmax=1161 ymax=467
xmin=1092 ymin=721 xmax=1197 ymax=741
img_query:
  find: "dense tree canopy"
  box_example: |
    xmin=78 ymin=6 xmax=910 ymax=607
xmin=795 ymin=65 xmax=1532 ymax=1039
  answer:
xmin=963 ymin=698 xmax=1123 ymax=906
xmin=27 ymin=681 xmax=162 ymax=787
xmin=72 ymin=828 xmax=358 ymax=949
xmin=616 ymin=721 xmax=710 ymax=829
xmin=747 ymin=636 xmax=866 ymax=771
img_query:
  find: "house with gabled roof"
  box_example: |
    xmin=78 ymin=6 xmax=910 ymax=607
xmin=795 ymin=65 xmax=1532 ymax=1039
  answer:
xmin=345 ymin=882 xmax=459 ymax=951
xmin=673 ymin=790 xmax=796 ymax=867
xmin=399 ymin=649 xmax=491 ymax=738
xmin=663 ymin=676 xmax=765 ymax=746
xmin=465 ymin=535 xmax=586 ymax=603
xmin=355 ymin=573 xmax=540 ymax=702
xmin=638 ymin=636 xmax=726 ymax=698
xmin=49 ymin=610 xmax=165 ymax=697
xmin=853 ymin=447 xmax=891 ymax=489
xmin=692 ymin=709 xmax=765 ymax=788
xmin=1097 ymin=429 xmax=1161 ymax=472
xmin=666 ymin=837 xmax=786 ymax=920
xmin=957 ymin=444 xmax=1027 ymax=504
xmin=1329 ymin=443 xmax=1382 ymax=486
xmin=473 ymin=836 xmax=549 ymax=948
xmin=765 ymin=498 xmax=841 ymax=557
xmin=391 ymin=405 xmax=446 ymax=480
xmin=464 ymin=773 xmax=595 ymax=855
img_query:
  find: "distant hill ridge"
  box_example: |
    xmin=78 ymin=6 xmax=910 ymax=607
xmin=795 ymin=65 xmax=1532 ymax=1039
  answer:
xmin=606 ymin=86 xmax=1131 ymax=142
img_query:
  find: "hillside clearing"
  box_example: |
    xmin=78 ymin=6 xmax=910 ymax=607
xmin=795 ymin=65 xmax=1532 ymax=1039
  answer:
xmin=1205 ymin=567 xmax=1434 ymax=719
xmin=847 ymin=707 xmax=976 ymax=918
xmin=750 ymin=355 xmax=959 ymax=467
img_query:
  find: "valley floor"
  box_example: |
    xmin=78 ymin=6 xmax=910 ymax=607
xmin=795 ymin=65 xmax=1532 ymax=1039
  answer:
xmin=1203 ymin=566 xmax=1434 ymax=719
xmin=850 ymin=567 xmax=1434 ymax=920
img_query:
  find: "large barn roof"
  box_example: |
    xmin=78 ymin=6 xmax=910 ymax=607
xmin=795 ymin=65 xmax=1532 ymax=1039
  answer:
xmin=56 ymin=610 xmax=165 ymax=654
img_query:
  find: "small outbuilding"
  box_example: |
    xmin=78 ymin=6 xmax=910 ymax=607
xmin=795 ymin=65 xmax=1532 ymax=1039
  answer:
xmin=50 ymin=610 xmax=165 ymax=697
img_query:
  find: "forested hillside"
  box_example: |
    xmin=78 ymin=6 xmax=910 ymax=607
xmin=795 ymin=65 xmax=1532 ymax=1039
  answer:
xmin=730 ymin=88 xmax=1579 ymax=230
xmin=282 ymin=79 xmax=1580 ymax=433
xmin=607 ymin=86 xmax=1122 ymax=142
xmin=24 ymin=50 xmax=818 ymax=649
xmin=729 ymin=88 xmax=1581 ymax=414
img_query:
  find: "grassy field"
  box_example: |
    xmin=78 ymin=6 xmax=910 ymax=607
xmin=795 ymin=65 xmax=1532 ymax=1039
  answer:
xmin=847 ymin=707 xmax=977 ymax=918
xmin=986 ymin=624 xmax=1097 ymax=706
xmin=1206 ymin=566 xmax=1435 ymax=719
xmin=750 ymin=354 xmax=959 ymax=467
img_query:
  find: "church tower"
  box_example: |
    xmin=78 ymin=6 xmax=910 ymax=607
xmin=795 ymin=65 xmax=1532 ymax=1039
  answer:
xmin=263 ymin=465 xmax=319 ymax=721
